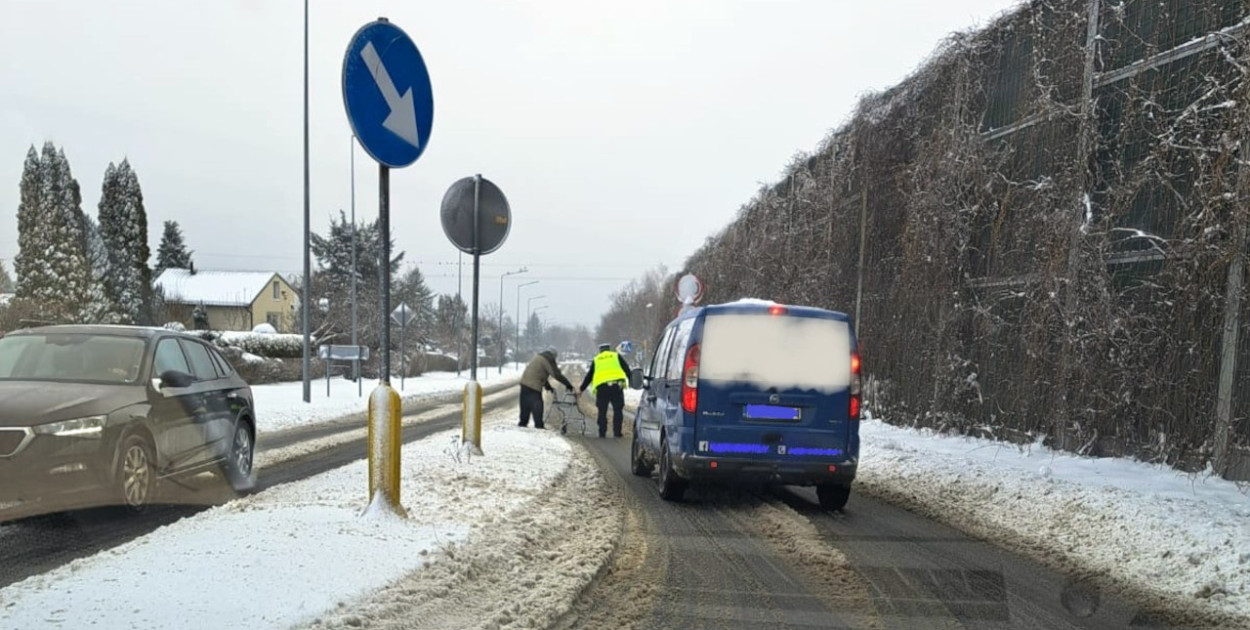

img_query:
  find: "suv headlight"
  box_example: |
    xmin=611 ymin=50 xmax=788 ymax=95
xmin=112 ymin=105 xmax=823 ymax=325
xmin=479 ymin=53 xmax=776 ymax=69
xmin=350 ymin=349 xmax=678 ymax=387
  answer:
xmin=34 ymin=415 xmax=108 ymax=439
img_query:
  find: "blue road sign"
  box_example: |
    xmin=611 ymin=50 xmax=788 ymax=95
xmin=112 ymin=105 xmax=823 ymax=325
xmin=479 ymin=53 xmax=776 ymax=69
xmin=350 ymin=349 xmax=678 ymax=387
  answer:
xmin=342 ymin=19 xmax=434 ymax=168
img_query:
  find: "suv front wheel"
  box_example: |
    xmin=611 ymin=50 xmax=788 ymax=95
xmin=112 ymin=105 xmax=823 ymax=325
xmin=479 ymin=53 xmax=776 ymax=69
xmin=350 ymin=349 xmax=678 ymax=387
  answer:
xmin=223 ymin=419 xmax=255 ymax=492
xmin=116 ymin=434 xmax=157 ymax=512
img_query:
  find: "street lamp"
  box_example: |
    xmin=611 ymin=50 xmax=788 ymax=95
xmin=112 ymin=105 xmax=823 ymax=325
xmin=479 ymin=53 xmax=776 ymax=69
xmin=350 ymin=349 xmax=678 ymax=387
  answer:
xmin=515 ymin=280 xmax=538 ymax=368
xmin=301 ymin=0 xmax=311 ymax=403
xmin=498 ymin=268 xmax=528 ymax=373
xmin=525 ymin=295 xmax=546 ymax=354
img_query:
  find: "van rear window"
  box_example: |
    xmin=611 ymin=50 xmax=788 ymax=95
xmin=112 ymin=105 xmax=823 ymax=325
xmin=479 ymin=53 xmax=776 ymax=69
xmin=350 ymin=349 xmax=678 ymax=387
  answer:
xmin=699 ymin=313 xmax=851 ymax=392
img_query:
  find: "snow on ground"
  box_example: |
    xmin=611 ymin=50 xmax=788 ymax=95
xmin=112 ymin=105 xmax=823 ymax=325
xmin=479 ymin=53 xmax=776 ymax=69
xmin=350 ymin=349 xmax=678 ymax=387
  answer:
xmin=254 ymin=388 xmax=518 ymax=471
xmin=0 ymin=407 xmax=619 ymax=630
xmin=857 ymin=416 xmax=1250 ymax=627
xmin=255 ymin=366 xmax=522 ymax=433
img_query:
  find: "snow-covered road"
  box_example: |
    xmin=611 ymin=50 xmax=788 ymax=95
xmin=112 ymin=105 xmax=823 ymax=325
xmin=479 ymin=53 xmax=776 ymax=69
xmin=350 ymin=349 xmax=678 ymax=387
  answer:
xmin=254 ymin=366 xmax=523 ymax=432
xmin=857 ymin=415 xmax=1250 ymax=627
xmin=0 ymin=408 xmax=620 ymax=630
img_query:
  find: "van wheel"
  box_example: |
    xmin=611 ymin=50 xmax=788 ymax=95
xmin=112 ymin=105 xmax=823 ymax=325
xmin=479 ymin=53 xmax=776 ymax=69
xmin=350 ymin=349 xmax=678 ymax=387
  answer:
xmin=817 ymin=484 xmax=851 ymax=511
xmin=657 ymin=437 xmax=686 ymax=501
xmin=631 ymin=434 xmax=652 ymax=477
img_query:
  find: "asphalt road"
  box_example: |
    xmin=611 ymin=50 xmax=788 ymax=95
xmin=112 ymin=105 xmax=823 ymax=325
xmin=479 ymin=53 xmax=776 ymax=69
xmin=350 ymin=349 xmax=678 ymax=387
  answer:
xmin=562 ymin=399 xmax=1181 ymax=629
xmin=556 ymin=391 xmax=877 ymax=630
xmin=0 ymin=384 xmax=515 ymax=590
xmin=776 ymin=487 xmax=1177 ymax=629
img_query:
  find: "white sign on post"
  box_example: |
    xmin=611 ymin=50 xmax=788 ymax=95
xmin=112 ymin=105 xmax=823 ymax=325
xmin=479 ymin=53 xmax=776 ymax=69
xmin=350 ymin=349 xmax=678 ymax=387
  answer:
xmin=391 ymin=303 xmax=418 ymax=390
xmin=390 ymin=303 xmax=418 ymax=326
xmin=676 ymin=273 xmax=704 ymax=316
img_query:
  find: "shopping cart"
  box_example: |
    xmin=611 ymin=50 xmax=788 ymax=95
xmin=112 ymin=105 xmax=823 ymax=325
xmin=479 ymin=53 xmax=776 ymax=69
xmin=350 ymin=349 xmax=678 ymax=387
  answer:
xmin=545 ymin=391 xmax=587 ymax=436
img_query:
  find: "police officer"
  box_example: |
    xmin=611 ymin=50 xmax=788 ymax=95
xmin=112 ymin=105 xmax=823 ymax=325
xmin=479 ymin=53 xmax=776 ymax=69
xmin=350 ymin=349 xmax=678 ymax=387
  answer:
xmin=578 ymin=343 xmax=632 ymax=438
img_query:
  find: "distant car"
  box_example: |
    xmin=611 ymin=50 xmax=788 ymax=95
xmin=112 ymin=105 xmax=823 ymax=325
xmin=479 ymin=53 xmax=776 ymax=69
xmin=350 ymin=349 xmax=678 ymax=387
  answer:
xmin=0 ymin=325 xmax=256 ymax=521
xmin=630 ymin=301 xmax=861 ymax=510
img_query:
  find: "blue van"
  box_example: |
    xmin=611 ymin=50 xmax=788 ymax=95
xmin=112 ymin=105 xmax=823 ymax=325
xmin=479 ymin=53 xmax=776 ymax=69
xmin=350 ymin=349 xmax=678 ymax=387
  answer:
xmin=630 ymin=300 xmax=861 ymax=510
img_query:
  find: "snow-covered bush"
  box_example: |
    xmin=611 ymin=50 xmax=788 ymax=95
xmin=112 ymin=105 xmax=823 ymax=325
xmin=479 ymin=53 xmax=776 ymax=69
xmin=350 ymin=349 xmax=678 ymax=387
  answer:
xmin=163 ymin=321 xmax=186 ymax=332
xmin=214 ymin=331 xmax=304 ymax=359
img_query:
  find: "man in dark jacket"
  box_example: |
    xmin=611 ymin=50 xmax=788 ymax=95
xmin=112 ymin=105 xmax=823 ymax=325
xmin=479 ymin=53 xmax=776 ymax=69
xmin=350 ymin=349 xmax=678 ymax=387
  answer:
xmin=579 ymin=343 xmax=632 ymax=438
xmin=518 ymin=347 xmax=575 ymax=429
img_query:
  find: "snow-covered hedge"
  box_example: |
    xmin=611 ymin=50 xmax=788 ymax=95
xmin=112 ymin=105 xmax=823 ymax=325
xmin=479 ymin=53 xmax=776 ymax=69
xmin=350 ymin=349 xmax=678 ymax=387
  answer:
xmin=196 ymin=331 xmax=304 ymax=359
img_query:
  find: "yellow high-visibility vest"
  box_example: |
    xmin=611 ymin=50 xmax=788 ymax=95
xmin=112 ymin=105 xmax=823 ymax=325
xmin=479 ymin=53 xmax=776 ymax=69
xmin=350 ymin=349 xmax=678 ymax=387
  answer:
xmin=591 ymin=351 xmax=628 ymax=393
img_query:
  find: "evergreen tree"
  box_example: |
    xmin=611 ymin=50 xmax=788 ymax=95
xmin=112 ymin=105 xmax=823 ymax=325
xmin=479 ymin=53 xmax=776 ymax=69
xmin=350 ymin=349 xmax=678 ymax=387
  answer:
xmin=98 ymin=159 xmax=153 ymax=323
xmin=14 ymin=146 xmax=45 ymax=302
xmin=524 ymin=311 xmax=544 ymax=353
xmin=393 ymin=266 xmax=436 ymax=344
xmin=80 ymin=213 xmax=123 ymax=323
xmin=307 ymin=211 xmax=405 ymax=348
xmin=0 ymin=260 xmax=14 ymax=293
xmin=310 ymin=210 xmax=404 ymax=287
xmin=14 ymin=143 xmax=92 ymax=320
xmin=155 ymin=220 xmax=193 ymax=273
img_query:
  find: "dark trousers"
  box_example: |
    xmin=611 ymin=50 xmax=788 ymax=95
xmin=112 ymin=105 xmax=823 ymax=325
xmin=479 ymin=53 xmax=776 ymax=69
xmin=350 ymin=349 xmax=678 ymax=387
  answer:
xmin=519 ymin=385 xmax=545 ymax=428
xmin=595 ymin=383 xmax=625 ymax=436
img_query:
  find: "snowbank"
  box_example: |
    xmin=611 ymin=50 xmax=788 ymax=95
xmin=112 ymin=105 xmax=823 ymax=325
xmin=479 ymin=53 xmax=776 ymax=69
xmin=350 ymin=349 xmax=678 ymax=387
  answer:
xmin=254 ymin=366 xmax=522 ymax=433
xmin=858 ymin=417 xmax=1250 ymax=627
xmin=0 ymin=409 xmax=618 ymax=630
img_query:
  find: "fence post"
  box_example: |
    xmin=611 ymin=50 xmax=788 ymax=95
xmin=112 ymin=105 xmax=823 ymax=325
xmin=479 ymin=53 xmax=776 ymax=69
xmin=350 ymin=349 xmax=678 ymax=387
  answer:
xmin=1214 ymin=76 xmax=1250 ymax=474
xmin=1214 ymin=240 xmax=1245 ymax=474
xmin=1052 ymin=0 xmax=1103 ymax=450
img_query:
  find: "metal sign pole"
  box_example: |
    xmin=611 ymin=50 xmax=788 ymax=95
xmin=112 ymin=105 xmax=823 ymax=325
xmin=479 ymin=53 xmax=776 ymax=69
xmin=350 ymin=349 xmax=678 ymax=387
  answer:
xmin=400 ymin=317 xmax=407 ymax=390
xmin=351 ymin=135 xmax=360 ymax=398
xmin=380 ymin=165 xmax=391 ymax=382
xmin=498 ymin=275 xmax=505 ymax=374
xmin=343 ymin=16 xmax=430 ymax=516
xmin=470 ymin=174 xmax=481 ymax=380
xmin=457 ymin=252 xmax=463 ymax=376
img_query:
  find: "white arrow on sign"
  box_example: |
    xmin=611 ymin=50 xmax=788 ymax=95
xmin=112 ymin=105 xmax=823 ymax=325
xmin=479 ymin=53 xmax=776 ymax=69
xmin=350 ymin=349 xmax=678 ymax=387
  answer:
xmin=360 ymin=41 xmax=421 ymax=148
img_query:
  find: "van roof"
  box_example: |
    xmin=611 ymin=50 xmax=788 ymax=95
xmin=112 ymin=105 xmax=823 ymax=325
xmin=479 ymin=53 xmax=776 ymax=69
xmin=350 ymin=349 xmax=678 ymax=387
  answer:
xmin=677 ymin=300 xmax=850 ymax=322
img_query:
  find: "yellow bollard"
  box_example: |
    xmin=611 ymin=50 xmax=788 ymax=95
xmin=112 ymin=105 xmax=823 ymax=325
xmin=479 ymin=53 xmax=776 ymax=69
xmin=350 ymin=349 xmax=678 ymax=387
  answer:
xmin=462 ymin=380 xmax=484 ymax=455
xmin=367 ymin=382 xmax=406 ymax=516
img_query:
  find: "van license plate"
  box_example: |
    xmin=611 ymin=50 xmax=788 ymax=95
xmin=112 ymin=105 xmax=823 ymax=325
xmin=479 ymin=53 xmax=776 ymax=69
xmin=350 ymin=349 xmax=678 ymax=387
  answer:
xmin=743 ymin=405 xmax=801 ymax=421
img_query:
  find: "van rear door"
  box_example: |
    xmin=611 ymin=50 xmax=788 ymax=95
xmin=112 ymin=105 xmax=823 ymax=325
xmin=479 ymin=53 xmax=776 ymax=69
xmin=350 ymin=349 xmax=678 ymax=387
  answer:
xmin=694 ymin=309 xmax=855 ymax=460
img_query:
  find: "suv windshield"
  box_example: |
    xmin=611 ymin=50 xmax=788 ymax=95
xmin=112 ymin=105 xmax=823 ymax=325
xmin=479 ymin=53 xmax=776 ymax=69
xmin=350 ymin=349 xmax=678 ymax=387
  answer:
xmin=0 ymin=333 xmax=145 ymax=384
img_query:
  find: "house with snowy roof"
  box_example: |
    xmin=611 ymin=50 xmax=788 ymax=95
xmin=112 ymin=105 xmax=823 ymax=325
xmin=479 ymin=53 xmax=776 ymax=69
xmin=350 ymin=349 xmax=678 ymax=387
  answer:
xmin=154 ymin=268 xmax=298 ymax=333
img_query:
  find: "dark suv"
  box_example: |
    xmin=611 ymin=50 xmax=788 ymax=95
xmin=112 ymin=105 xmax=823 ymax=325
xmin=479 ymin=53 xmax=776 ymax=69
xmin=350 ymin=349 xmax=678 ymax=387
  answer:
xmin=0 ymin=325 xmax=256 ymax=521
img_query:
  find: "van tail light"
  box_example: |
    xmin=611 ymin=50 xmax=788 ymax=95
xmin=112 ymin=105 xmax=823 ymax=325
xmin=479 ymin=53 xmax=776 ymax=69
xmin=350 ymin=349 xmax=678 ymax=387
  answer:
xmin=681 ymin=344 xmax=700 ymax=413
xmin=849 ymin=351 xmax=862 ymax=421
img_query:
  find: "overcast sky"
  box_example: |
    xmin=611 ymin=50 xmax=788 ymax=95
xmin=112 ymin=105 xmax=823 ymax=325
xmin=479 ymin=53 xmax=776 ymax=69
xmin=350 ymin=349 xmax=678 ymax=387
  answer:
xmin=1 ymin=0 xmax=1021 ymax=329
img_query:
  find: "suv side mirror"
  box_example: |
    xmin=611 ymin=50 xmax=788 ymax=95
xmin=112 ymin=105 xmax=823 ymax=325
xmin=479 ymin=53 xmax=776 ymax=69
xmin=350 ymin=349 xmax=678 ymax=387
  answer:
xmin=159 ymin=370 xmax=194 ymax=390
xmin=628 ymin=370 xmax=644 ymax=390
